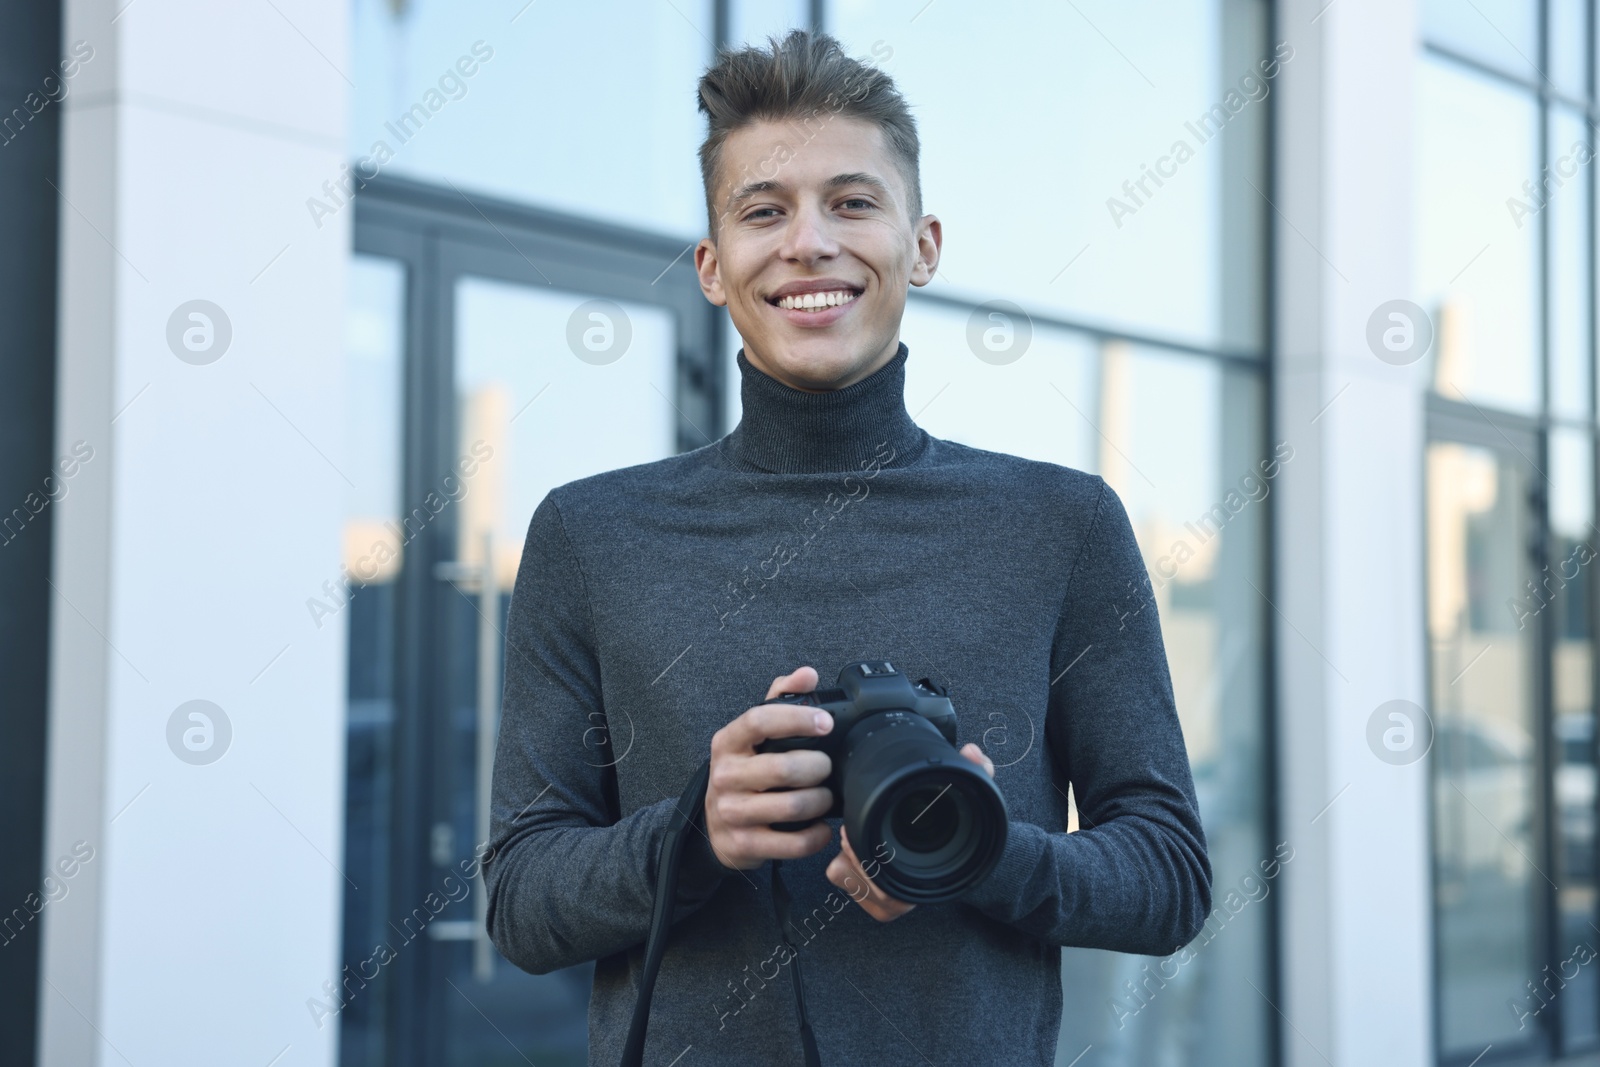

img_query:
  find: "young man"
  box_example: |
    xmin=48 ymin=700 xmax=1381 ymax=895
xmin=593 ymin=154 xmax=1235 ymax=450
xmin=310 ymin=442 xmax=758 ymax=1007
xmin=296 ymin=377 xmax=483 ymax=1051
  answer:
xmin=484 ymin=29 xmax=1211 ymax=1067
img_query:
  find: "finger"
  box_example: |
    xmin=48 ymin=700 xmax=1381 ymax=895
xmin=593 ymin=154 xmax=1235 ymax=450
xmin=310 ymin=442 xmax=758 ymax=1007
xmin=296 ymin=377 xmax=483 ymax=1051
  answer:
xmin=716 ymin=701 xmax=833 ymax=755
xmin=711 ymin=786 xmax=833 ymax=828
xmin=827 ymin=851 xmax=870 ymax=901
xmin=827 ymin=847 xmax=914 ymax=920
xmin=721 ymin=821 xmax=833 ymax=861
xmin=840 ymin=826 xmax=885 ymax=870
xmin=837 ymin=829 xmax=880 ymax=895
xmin=839 ymin=824 xmax=857 ymax=863
xmin=716 ymin=706 xmax=832 ymax=757
xmin=874 ymin=899 xmax=915 ymax=921
xmin=841 ymin=828 xmax=899 ymax=900
xmin=765 ymin=666 xmax=818 ymax=701
xmin=711 ymin=749 xmax=832 ymax=793
xmin=960 ymin=742 xmax=996 ymax=778
xmin=866 ymin=897 xmax=915 ymax=922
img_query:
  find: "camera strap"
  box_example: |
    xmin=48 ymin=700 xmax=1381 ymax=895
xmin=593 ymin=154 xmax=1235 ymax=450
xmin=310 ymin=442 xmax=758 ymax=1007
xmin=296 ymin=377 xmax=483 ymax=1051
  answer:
xmin=770 ymin=858 xmax=823 ymax=1066
xmin=620 ymin=760 xmax=823 ymax=1067
xmin=620 ymin=759 xmax=710 ymax=1067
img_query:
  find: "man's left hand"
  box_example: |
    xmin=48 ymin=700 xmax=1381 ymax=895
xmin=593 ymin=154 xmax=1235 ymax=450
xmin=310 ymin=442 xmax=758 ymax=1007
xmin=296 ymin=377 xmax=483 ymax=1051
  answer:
xmin=825 ymin=742 xmax=996 ymax=922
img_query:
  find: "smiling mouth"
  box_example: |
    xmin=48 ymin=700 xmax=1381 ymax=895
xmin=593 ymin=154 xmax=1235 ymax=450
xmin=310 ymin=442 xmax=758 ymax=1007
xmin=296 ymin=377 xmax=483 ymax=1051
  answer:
xmin=768 ymin=288 xmax=862 ymax=312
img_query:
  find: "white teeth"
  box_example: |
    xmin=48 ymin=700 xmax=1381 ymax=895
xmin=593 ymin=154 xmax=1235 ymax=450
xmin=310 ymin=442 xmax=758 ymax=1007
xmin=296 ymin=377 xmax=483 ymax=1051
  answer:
xmin=776 ymin=290 xmax=858 ymax=311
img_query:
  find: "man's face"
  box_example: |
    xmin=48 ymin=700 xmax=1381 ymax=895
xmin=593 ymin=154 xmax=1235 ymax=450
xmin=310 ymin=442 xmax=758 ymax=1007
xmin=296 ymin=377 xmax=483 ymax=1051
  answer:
xmin=694 ymin=116 xmax=941 ymax=393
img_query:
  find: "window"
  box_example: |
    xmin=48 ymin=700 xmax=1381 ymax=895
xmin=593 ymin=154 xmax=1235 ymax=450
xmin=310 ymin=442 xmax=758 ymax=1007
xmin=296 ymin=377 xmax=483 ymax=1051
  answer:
xmin=1419 ymin=3 xmax=1600 ymax=1060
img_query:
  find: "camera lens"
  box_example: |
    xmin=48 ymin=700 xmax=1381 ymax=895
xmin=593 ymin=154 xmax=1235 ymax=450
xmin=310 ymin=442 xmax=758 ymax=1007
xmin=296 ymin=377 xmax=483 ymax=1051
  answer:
xmin=891 ymin=785 xmax=961 ymax=853
xmin=839 ymin=712 xmax=1008 ymax=904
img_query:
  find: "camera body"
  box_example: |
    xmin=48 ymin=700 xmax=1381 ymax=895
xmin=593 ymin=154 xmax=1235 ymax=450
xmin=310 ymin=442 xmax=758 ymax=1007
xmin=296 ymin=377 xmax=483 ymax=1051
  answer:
xmin=757 ymin=660 xmax=958 ymax=820
xmin=754 ymin=661 xmax=1008 ymax=903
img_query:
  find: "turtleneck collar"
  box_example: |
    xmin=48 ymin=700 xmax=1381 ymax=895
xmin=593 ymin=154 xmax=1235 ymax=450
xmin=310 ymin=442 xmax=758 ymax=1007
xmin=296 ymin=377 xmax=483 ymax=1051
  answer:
xmin=719 ymin=341 xmax=929 ymax=475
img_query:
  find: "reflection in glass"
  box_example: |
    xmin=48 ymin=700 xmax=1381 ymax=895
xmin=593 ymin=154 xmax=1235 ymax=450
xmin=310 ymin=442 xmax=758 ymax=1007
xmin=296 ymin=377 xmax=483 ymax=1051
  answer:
xmin=452 ymin=278 xmax=678 ymax=584
xmin=1550 ymin=0 xmax=1589 ymax=101
xmin=1427 ymin=440 xmax=1541 ymax=1056
xmin=827 ymin=0 xmax=1268 ymax=353
xmin=1421 ymin=0 xmax=1540 ymax=81
xmin=1551 ymin=107 xmax=1592 ymax=421
xmin=435 ymin=278 xmax=680 ymax=1066
xmin=895 ymin=299 xmax=1098 ymax=471
xmin=349 ymin=0 xmax=712 ymax=236
xmin=338 ymin=254 xmax=407 ymax=1067
xmin=1416 ymin=56 xmax=1541 ymax=415
xmin=727 ymin=0 xmax=810 ymax=47
xmin=1054 ymin=350 xmax=1268 ymax=1067
xmin=1550 ymin=428 xmax=1598 ymax=1049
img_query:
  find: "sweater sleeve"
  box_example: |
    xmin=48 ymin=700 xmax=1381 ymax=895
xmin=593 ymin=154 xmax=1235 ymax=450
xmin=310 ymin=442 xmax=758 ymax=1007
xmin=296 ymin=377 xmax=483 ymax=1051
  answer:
xmin=954 ymin=477 xmax=1213 ymax=957
xmin=483 ymin=493 xmax=733 ymax=976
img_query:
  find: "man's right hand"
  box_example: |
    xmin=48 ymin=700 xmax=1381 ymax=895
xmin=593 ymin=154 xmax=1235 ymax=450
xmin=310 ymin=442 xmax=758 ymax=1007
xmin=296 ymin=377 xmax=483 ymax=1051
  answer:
xmin=704 ymin=666 xmax=835 ymax=871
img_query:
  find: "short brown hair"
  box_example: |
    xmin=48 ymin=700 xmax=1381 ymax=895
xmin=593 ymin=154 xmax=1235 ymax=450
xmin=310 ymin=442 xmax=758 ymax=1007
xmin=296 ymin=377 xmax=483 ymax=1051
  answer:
xmin=695 ymin=29 xmax=921 ymax=236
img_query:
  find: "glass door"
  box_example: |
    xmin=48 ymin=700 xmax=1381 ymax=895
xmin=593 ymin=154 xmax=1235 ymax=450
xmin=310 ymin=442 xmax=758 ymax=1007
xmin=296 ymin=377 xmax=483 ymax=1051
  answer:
xmin=424 ymin=265 xmax=684 ymax=1067
xmin=1426 ymin=411 xmax=1547 ymax=1063
xmin=1547 ymin=428 xmax=1598 ymax=1054
xmin=344 ymin=179 xmax=723 ymax=1067
xmin=335 ymin=249 xmax=411 ymax=1067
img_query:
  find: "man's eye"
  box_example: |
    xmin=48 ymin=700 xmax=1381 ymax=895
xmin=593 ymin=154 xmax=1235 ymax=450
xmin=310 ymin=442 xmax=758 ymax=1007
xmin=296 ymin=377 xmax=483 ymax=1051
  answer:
xmin=745 ymin=207 xmax=779 ymax=220
xmin=840 ymin=198 xmax=874 ymax=211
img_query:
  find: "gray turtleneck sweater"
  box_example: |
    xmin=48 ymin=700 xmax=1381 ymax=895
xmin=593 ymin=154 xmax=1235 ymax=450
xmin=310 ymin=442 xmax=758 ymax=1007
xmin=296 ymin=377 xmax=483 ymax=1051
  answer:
xmin=483 ymin=342 xmax=1212 ymax=1066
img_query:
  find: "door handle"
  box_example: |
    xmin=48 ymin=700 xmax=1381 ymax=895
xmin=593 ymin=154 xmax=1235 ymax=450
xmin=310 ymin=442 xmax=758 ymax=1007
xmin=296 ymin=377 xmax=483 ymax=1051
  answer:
xmin=432 ymin=530 xmax=500 ymax=982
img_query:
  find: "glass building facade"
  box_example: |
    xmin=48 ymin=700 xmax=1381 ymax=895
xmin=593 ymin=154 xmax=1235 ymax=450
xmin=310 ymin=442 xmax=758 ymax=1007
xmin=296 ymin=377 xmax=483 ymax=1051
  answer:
xmin=1419 ymin=1 xmax=1600 ymax=1063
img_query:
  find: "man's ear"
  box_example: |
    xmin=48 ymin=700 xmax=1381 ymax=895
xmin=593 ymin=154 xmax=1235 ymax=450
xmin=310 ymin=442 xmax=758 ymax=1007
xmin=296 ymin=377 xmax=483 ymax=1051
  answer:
xmin=694 ymin=237 xmax=728 ymax=307
xmin=908 ymin=214 xmax=942 ymax=288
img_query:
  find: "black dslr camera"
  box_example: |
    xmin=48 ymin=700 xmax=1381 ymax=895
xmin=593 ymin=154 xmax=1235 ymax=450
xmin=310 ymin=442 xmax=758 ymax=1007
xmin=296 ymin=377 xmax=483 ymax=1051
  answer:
xmin=755 ymin=661 xmax=1008 ymax=903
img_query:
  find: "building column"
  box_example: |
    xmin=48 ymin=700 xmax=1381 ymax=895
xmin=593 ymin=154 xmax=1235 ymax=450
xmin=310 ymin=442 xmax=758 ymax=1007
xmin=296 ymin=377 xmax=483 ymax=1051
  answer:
xmin=39 ymin=2 xmax=352 ymax=1064
xmin=1273 ymin=1 xmax=1432 ymax=1065
xmin=0 ymin=4 xmax=64 ymax=1064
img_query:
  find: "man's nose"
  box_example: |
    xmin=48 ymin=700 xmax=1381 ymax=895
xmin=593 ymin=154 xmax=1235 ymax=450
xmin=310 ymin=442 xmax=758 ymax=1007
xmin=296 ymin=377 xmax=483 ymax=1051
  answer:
xmin=779 ymin=204 xmax=839 ymax=263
